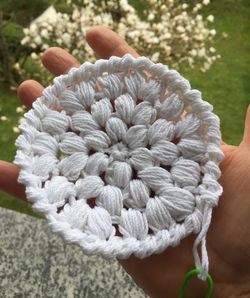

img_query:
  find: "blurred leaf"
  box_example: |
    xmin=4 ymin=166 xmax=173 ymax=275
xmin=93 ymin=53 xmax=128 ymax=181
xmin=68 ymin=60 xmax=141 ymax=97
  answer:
xmin=0 ymin=0 xmax=54 ymax=26
xmin=3 ymin=22 xmax=24 ymax=47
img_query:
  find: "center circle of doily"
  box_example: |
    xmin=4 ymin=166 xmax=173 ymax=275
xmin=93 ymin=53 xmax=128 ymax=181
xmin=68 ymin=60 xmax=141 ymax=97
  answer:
xmin=15 ymin=54 xmax=223 ymax=259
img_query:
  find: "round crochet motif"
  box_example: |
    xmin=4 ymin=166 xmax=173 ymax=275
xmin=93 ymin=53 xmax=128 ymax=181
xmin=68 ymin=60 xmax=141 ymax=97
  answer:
xmin=14 ymin=54 xmax=223 ymax=278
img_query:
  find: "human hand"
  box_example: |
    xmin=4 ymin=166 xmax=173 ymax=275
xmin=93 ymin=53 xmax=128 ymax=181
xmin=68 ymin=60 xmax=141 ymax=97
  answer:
xmin=1 ymin=26 xmax=250 ymax=298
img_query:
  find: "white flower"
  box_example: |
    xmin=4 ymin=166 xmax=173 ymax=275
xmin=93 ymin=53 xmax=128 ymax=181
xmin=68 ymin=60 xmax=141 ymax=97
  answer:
xmin=195 ymin=3 xmax=202 ymax=10
xmin=181 ymin=11 xmax=188 ymax=18
xmin=207 ymin=15 xmax=214 ymax=22
xmin=56 ymin=38 xmax=62 ymax=45
xmin=209 ymin=47 xmax=216 ymax=53
xmin=165 ymin=46 xmax=171 ymax=56
xmin=210 ymin=29 xmax=217 ymax=36
xmin=161 ymin=4 xmax=167 ymax=11
xmin=222 ymin=32 xmax=228 ymax=38
xmin=1 ymin=116 xmax=8 ymax=122
xmin=163 ymin=32 xmax=172 ymax=39
xmin=148 ymin=13 xmax=155 ymax=21
xmin=10 ymin=86 xmax=17 ymax=91
xmin=34 ymin=36 xmax=42 ymax=45
xmin=72 ymin=9 xmax=80 ymax=20
xmin=13 ymin=127 xmax=20 ymax=134
xmin=176 ymin=26 xmax=185 ymax=33
xmin=188 ymin=57 xmax=194 ymax=65
xmin=62 ymin=33 xmax=71 ymax=44
xmin=201 ymin=28 xmax=209 ymax=36
xmin=182 ymin=35 xmax=189 ymax=42
xmin=196 ymin=15 xmax=203 ymax=21
xmin=16 ymin=106 xmax=25 ymax=113
xmin=41 ymin=28 xmax=48 ymax=38
xmin=41 ymin=44 xmax=49 ymax=51
xmin=20 ymin=36 xmax=30 ymax=45
xmin=155 ymin=23 xmax=164 ymax=31
xmin=127 ymin=31 xmax=138 ymax=38
xmin=151 ymin=37 xmax=160 ymax=44
xmin=203 ymin=62 xmax=211 ymax=70
xmin=47 ymin=24 xmax=53 ymax=31
xmin=23 ymin=28 xmax=29 ymax=35
xmin=197 ymin=48 xmax=206 ymax=57
xmin=30 ymin=23 xmax=37 ymax=33
xmin=18 ymin=117 xmax=25 ymax=124
xmin=190 ymin=49 xmax=197 ymax=56
xmin=72 ymin=49 xmax=80 ymax=57
xmin=14 ymin=63 xmax=20 ymax=71
xmin=195 ymin=34 xmax=204 ymax=41
xmin=203 ymin=0 xmax=210 ymax=5
xmin=31 ymin=52 xmax=38 ymax=60
xmin=151 ymin=52 xmax=160 ymax=62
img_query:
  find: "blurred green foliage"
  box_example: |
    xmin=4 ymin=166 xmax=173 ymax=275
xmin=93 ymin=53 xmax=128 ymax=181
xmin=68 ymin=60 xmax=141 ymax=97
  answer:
xmin=0 ymin=0 xmax=53 ymax=26
xmin=0 ymin=22 xmax=25 ymax=83
xmin=3 ymin=22 xmax=24 ymax=45
xmin=182 ymin=0 xmax=250 ymax=145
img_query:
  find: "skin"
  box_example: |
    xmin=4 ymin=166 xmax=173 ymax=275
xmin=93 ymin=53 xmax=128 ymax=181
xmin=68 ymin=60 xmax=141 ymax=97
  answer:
xmin=0 ymin=26 xmax=250 ymax=297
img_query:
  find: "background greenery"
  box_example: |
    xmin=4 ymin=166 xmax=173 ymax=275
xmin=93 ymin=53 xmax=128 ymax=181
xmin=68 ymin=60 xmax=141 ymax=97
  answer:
xmin=0 ymin=0 xmax=249 ymax=217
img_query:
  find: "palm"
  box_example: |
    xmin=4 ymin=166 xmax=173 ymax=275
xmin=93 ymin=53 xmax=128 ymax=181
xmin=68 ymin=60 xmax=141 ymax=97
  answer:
xmin=0 ymin=26 xmax=249 ymax=297
xmin=208 ymin=143 xmax=250 ymax=295
xmin=119 ymin=145 xmax=250 ymax=298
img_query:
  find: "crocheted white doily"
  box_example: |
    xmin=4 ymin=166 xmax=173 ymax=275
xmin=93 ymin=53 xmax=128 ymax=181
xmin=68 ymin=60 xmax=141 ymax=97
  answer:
xmin=15 ymin=54 xmax=223 ymax=278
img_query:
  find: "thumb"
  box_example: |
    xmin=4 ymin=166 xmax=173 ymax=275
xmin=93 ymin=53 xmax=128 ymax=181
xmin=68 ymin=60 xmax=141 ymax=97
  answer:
xmin=242 ymin=104 xmax=250 ymax=145
xmin=0 ymin=161 xmax=26 ymax=200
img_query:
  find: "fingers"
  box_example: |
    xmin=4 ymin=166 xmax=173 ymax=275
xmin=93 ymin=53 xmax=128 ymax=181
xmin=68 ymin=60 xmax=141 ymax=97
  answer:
xmin=42 ymin=47 xmax=80 ymax=75
xmin=17 ymin=80 xmax=44 ymax=109
xmin=17 ymin=48 xmax=80 ymax=109
xmin=0 ymin=161 xmax=26 ymax=200
xmin=242 ymin=104 xmax=250 ymax=145
xmin=86 ymin=26 xmax=139 ymax=59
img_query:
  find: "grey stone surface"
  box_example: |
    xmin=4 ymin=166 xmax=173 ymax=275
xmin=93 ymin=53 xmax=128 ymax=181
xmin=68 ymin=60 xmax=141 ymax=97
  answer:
xmin=0 ymin=207 xmax=148 ymax=298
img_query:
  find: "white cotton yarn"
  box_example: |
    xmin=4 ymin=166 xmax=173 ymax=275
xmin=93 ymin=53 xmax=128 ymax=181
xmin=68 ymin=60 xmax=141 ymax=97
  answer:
xmin=14 ymin=54 xmax=223 ymax=280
